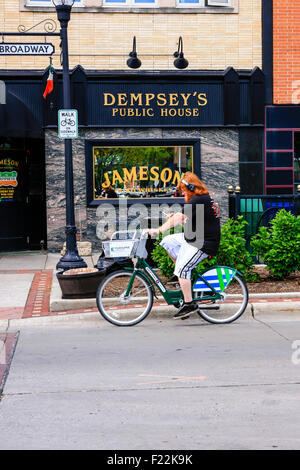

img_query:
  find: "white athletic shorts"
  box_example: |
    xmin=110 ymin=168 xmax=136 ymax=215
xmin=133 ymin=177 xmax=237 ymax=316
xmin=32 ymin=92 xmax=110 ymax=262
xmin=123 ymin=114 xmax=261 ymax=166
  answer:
xmin=160 ymin=232 xmax=209 ymax=280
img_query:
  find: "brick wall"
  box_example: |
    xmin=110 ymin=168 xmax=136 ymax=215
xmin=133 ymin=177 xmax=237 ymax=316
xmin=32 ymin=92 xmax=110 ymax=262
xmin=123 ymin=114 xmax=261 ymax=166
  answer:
xmin=0 ymin=0 xmax=262 ymax=71
xmin=273 ymin=0 xmax=300 ymax=104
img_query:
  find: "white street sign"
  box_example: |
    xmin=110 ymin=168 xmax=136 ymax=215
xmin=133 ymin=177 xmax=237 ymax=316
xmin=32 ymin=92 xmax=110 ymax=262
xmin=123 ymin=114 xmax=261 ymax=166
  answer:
xmin=58 ymin=109 xmax=78 ymax=139
xmin=0 ymin=43 xmax=55 ymax=56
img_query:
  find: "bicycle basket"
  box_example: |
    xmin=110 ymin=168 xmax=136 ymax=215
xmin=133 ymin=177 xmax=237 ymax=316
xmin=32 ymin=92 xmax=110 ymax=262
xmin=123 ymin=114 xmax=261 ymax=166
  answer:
xmin=102 ymin=238 xmax=139 ymax=258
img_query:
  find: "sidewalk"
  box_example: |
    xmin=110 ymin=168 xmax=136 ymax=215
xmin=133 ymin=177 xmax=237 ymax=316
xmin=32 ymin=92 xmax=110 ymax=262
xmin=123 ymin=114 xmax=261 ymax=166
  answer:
xmin=0 ymin=251 xmax=299 ymax=325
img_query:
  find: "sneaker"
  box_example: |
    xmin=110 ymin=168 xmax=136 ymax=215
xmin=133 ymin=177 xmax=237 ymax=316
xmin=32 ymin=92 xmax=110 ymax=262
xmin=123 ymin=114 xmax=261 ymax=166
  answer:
xmin=173 ymin=301 xmax=198 ymax=320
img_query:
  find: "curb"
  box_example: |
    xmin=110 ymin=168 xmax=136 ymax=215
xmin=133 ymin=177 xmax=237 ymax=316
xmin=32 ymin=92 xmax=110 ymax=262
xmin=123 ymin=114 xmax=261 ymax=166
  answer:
xmin=1 ymin=301 xmax=299 ymax=329
xmin=252 ymin=301 xmax=300 ymax=322
xmin=249 ymin=292 xmax=300 ymax=299
xmin=50 ymin=286 xmax=300 ymax=313
xmin=49 ymin=294 xmax=300 ymax=313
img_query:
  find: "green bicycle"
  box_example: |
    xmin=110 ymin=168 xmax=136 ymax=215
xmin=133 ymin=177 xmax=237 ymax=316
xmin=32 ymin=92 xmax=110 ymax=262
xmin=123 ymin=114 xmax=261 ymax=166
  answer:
xmin=96 ymin=229 xmax=249 ymax=327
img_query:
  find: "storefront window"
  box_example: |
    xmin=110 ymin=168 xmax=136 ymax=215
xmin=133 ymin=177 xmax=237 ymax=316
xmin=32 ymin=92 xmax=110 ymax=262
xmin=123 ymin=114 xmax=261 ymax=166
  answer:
xmin=92 ymin=146 xmax=193 ymax=200
xmin=294 ymin=132 xmax=300 ymax=185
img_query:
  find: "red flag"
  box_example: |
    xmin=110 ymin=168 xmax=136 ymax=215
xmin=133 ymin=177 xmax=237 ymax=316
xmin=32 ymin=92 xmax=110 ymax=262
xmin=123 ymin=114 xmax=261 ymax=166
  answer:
xmin=43 ymin=65 xmax=54 ymax=99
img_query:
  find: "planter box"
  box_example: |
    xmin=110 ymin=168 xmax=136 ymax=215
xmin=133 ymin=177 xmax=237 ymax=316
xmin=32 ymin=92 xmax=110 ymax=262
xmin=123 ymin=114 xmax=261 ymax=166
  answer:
xmin=57 ymin=258 xmax=134 ymax=299
xmin=57 ymin=269 xmax=105 ymax=299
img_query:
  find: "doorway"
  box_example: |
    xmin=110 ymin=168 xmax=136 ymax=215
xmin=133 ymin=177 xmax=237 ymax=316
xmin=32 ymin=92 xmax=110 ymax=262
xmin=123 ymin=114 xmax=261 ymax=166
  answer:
xmin=0 ymin=137 xmax=47 ymax=252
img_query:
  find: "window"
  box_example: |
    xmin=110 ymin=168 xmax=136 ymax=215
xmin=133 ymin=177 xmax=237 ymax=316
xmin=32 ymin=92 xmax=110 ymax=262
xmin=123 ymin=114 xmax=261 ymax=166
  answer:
xmin=206 ymin=0 xmax=231 ymax=6
xmin=177 ymin=0 xmax=201 ymax=6
xmin=177 ymin=0 xmax=231 ymax=7
xmin=91 ymin=145 xmax=193 ymax=201
xmin=103 ymin=0 xmax=156 ymax=7
xmin=294 ymin=133 xmax=300 ymax=185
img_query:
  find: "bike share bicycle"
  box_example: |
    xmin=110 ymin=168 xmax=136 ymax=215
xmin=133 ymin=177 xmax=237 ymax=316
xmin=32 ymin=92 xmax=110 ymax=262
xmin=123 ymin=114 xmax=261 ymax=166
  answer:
xmin=96 ymin=228 xmax=249 ymax=327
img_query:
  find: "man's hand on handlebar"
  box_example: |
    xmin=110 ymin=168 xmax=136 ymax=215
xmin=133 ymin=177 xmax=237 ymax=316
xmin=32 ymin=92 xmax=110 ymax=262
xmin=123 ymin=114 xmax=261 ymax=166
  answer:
xmin=148 ymin=228 xmax=160 ymax=238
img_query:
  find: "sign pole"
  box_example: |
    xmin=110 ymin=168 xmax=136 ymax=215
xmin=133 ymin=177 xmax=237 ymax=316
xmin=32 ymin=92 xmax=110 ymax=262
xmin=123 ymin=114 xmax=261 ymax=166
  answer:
xmin=55 ymin=3 xmax=86 ymax=271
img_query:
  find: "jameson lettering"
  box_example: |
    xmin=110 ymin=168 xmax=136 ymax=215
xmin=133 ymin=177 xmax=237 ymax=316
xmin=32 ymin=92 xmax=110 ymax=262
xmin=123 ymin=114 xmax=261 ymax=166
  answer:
xmin=0 ymin=43 xmax=55 ymax=56
xmin=102 ymin=166 xmax=181 ymax=189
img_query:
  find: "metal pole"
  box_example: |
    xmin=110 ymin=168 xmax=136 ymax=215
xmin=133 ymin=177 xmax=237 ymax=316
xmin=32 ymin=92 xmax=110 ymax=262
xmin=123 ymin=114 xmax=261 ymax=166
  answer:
xmin=227 ymin=185 xmax=236 ymax=219
xmin=55 ymin=4 xmax=86 ymax=271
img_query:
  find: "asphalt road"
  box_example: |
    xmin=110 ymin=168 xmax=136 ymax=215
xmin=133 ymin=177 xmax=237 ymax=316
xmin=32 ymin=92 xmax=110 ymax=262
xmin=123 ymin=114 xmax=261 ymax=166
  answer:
xmin=0 ymin=315 xmax=300 ymax=450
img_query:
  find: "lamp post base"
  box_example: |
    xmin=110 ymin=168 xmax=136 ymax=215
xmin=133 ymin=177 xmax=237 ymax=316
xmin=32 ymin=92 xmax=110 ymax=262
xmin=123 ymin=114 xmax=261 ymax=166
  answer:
xmin=56 ymin=251 xmax=88 ymax=272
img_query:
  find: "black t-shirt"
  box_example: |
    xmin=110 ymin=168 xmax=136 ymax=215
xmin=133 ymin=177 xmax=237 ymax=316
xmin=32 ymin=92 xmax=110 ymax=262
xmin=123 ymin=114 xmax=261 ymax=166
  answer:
xmin=184 ymin=193 xmax=221 ymax=256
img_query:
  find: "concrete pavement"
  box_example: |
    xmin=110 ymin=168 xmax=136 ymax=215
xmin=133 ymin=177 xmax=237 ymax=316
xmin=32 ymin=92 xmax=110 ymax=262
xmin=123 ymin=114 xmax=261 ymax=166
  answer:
xmin=0 ymin=251 xmax=299 ymax=450
xmin=1 ymin=317 xmax=300 ymax=449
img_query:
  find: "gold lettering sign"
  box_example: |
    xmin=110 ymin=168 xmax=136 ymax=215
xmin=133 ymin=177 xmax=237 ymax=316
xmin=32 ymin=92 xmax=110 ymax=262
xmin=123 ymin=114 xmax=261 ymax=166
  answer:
xmin=102 ymin=166 xmax=181 ymax=188
xmin=103 ymin=91 xmax=208 ymax=119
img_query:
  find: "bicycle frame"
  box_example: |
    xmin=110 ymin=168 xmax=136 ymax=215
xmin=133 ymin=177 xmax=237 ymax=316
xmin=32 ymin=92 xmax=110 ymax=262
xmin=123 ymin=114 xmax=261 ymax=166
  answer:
xmin=123 ymin=258 xmax=224 ymax=306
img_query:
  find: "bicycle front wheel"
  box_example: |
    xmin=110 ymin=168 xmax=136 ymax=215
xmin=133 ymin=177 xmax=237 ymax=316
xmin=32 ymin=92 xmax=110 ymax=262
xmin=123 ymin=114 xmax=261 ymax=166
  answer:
xmin=196 ymin=273 xmax=248 ymax=324
xmin=96 ymin=269 xmax=153 ymax=326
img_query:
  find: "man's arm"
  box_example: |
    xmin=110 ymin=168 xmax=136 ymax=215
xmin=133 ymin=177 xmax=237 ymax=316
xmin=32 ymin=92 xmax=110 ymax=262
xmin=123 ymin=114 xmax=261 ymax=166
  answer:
xmin=149 ymin=212 xmax=186 ymax=237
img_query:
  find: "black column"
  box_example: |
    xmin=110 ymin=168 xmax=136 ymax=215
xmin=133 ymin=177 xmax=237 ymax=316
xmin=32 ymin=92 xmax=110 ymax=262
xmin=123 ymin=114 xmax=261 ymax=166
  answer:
xmin=55 ymin=4 xmax=87 ymax=271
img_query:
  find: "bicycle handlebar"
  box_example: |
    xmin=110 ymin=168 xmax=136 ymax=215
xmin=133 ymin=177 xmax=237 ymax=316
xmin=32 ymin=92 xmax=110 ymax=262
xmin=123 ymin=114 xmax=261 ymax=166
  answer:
xmin=110 ymin=228 xmax=149 ymax=240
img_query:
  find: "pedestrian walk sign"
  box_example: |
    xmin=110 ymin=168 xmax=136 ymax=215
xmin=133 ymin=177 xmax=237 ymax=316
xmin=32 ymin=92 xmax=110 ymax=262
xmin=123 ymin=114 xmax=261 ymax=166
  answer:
xmin=58 ymin=109 xmax=78 ymax=139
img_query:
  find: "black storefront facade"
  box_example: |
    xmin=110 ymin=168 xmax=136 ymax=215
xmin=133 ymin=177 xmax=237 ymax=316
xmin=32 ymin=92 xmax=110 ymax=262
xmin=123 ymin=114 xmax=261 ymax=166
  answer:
xmin=0 ymin=66 xmax=265 ymax=252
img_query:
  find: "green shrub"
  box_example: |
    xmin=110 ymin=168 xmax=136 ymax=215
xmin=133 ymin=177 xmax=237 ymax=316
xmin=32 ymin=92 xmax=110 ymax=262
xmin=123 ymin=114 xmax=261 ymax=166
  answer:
xmin=196 ymin=216 xmax=259 ymax=282
xmin=151 ymin=216 xmax=258 ymax=282
xmin=251 ymin=209 xmax=300 ymax=279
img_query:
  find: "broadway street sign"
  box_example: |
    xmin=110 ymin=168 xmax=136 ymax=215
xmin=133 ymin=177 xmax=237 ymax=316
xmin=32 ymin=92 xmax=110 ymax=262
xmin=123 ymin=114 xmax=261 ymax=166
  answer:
xmin=0 ymin=43 xmax=55 ymax=55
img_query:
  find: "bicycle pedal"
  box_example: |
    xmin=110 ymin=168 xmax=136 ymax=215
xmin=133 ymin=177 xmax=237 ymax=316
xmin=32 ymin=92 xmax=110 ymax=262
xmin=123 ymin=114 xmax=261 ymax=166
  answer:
xmin=180 ymin=315 xmax=190 ymax=320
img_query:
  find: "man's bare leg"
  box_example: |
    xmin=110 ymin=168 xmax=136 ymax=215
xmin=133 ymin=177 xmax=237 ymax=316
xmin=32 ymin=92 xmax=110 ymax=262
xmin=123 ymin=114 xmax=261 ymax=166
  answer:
xmin=178 ymin=278 xmax=193 ymax=303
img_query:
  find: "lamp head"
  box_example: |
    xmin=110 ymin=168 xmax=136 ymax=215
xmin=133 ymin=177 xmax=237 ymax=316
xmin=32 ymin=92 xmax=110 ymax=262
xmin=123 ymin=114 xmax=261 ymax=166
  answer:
xmin=173 ymin=52 xmax=189 ymax=70
xmin=127 ymin=53 xmax=142 ymax=69
xmin=52 ymin=0 xmax=74 ymax=23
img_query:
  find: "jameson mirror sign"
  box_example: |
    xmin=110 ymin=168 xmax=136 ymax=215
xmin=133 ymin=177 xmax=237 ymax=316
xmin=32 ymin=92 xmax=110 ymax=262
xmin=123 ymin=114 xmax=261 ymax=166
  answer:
xmin=92 ymin=146 xmax=193 ymax=200
xmin=88 ymin=82 xmax=224 ymax=127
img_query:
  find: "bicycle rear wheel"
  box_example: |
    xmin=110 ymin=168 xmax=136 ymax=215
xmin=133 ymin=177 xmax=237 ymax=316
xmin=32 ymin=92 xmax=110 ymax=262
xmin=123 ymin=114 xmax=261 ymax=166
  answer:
xmin=96 ymin=269 xmax=153 ymax=326
xmin=196 ymin=273 xmax=248 ymax=324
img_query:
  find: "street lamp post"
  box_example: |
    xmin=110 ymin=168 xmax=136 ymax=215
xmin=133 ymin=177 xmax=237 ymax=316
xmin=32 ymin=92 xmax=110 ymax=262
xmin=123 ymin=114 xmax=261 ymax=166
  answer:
xmin=53 ymin=0 xmax=87 ymax=271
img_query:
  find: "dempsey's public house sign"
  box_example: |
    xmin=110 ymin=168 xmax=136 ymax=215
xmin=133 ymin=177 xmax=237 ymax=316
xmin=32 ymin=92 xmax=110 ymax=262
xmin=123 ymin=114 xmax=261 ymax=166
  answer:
xmin=103 ymin=91 xmax=208 ymax=118
xmin=89 ymin=81 xmax=224 ymax=127
xmin=0 ymin=43 xmax=55 ymax=55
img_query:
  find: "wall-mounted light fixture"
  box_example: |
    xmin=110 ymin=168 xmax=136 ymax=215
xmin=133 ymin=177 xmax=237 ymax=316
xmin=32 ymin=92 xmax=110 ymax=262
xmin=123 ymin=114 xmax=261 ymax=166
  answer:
xmin=126 ymin=36 xmax=189 ymax=70
xmin=127 ymin=36 xmax=142 ymax=69
xmin=173 ymin=36 xmax=189 ymax=70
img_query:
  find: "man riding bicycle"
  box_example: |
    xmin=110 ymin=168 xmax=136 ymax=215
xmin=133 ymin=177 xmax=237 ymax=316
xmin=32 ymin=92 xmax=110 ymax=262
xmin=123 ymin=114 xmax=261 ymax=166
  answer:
xmin=149 ymin=172 xmax=221 ymax=319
